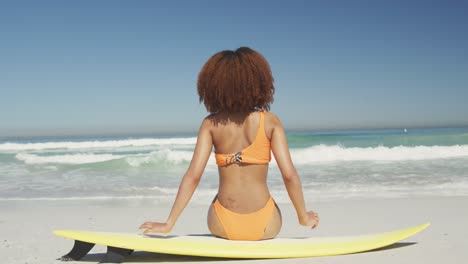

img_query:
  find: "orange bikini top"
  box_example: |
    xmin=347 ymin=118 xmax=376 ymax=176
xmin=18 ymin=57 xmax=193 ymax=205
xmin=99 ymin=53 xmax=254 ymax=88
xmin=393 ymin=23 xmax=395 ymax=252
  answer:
xmin=215 ymin=111 xmax=271 ymax=166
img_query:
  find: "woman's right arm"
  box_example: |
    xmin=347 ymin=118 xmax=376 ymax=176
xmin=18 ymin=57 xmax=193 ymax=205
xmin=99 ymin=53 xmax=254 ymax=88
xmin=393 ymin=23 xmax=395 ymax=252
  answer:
xmin=269 ymin=114 xmax=319 ymax=229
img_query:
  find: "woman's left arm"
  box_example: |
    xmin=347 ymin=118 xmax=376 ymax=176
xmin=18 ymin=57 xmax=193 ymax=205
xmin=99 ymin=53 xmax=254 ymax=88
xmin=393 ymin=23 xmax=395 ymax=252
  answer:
xmin=139 ymin=118 xmax=213 ymax=234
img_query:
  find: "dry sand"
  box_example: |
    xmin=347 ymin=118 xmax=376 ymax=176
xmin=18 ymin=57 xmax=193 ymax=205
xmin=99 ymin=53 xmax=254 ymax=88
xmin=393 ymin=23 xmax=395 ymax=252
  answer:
xmin=1 ymin=196 xmax=466 ymax=263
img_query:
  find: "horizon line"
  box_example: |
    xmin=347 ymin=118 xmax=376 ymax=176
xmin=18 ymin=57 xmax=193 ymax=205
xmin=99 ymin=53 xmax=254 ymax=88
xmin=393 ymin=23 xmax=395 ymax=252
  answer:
xmin=1 ymin=123 xmax=467 ymax=140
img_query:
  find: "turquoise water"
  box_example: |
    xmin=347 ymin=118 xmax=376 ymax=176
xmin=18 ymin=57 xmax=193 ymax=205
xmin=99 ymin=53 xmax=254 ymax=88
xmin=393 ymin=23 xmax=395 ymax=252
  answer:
xmin=287 ymin=127 xmax=468 ymax=148
xmin=1 ymin=127 xmax=468 ymax=203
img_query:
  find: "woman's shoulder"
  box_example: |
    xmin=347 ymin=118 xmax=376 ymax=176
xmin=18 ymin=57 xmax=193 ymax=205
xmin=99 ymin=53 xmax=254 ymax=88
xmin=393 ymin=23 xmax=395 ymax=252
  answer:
xmin=264 ymin=111 xmax=282 ymax=126
xmin=201 ymin=114 xmax=216 ymax=126
xmin=200 ymin=113 xmax=224 ymax=132
xmin=203 ymin=113 xmax=221 ymax=125
xmin=263 ymin=111 xmax=283 ymax=138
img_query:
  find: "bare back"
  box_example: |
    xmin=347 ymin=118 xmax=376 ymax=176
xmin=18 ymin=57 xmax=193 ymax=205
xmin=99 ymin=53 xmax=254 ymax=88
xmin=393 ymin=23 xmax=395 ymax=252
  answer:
xmin=209 ymin=111 xmax=273 ymax=213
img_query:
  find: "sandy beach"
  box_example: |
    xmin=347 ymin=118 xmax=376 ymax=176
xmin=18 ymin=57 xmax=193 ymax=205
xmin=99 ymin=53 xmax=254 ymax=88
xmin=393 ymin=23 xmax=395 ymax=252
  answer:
xmin=1 ymin=195 xmax=466 ymax=264
xmin=2 ymin=1 xmax=468 ymax=263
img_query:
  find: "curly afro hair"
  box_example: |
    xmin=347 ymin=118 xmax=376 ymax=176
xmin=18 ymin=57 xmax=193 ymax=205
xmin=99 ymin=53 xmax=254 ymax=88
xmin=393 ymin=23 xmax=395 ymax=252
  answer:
xmin=197 ymin=47 xmax=275 ymax=114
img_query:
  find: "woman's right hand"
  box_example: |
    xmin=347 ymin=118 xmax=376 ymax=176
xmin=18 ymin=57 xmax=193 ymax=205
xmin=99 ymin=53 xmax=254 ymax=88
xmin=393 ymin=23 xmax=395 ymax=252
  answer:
xmin=299 ymin=211 xmax=319 ymax=229
xmin=139 ymin=221 xmax=173 ymax=235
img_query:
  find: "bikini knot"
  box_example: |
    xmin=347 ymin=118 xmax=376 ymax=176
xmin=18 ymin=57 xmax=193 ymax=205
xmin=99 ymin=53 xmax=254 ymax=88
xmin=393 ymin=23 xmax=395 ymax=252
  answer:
xmin=226 ymin=151 xmax=242 ymax=165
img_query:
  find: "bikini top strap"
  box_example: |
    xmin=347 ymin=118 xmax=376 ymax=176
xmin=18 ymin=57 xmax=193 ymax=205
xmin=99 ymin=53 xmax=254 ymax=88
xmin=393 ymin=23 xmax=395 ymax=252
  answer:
xmin=258 ymin=110 xmax=267 ymax=138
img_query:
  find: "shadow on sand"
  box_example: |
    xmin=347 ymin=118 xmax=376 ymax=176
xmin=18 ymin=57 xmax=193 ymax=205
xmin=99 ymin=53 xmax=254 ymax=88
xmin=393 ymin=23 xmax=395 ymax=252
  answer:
xmin=76 ymin=242 xmax=418 ymax=263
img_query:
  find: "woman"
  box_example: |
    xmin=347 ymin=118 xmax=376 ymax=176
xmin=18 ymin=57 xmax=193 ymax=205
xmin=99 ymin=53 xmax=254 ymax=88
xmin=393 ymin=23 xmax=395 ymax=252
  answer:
xmin=139 ymin=47 xmax=319 ymax=240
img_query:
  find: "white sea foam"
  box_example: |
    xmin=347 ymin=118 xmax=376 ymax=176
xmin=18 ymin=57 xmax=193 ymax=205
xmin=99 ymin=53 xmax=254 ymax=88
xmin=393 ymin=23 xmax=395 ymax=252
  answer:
xmin=125 ymin=149 xmax=196 ymax=167
xmin=289 ymin=144 xmax=468 ymax=163
xmin=11 ymin=144 xmax=468 ymax=165
xmin=132 ymin=186 xmax=179 ymax=194
xmin=0 ymin=195 xmax=168 ymax=201
xmin=125 ymin=150 xmax=218 ymax=167
xmin=14 ymin=150 xmax=217 ymax=166
xmin=15 ymin=153 xmax=124 ymax=165
xmin=2 ymin=181 xmax=468 ymax=202
xmin=0 ymin=137 xmax=197 ymax=151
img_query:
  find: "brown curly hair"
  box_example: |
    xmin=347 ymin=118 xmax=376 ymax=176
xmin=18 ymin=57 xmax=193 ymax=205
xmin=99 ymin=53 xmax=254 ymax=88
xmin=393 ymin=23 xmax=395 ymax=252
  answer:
xmin=197 ymin=47 xmax=275 ymax=114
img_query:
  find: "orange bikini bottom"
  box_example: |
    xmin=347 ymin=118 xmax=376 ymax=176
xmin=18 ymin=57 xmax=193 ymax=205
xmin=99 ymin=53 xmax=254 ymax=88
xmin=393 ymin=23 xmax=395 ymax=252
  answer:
xmin=213 ymin=196 xmax=276 ymax=241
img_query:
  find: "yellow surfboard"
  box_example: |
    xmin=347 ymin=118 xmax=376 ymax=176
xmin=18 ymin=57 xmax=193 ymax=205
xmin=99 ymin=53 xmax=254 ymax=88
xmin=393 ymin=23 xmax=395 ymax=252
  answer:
xmin=54 ymin=223 xmax=429 ymax=262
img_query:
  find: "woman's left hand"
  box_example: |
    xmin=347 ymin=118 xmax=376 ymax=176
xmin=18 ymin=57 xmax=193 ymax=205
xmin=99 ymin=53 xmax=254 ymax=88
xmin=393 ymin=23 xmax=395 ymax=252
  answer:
xmin=139 ymin=221 xmax=173 ymax=235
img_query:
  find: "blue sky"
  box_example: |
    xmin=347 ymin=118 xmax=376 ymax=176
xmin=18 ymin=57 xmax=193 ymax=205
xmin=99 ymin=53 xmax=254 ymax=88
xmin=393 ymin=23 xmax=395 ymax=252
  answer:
xmin=1 ymin=0 xmax=467 ymax=137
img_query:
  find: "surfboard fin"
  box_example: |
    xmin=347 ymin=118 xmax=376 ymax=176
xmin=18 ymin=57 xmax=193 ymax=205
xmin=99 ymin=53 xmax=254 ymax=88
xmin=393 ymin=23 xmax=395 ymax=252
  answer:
xmin=57 ymin=240 xmax=95 ymax=261
xmin=99 ymin=246 xmax=134 ymax=263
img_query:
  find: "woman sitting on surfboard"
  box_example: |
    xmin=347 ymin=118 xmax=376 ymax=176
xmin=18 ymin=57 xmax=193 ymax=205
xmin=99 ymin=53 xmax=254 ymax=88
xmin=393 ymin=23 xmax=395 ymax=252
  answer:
xmin=139 ymin=47 xmax=319 ymax=240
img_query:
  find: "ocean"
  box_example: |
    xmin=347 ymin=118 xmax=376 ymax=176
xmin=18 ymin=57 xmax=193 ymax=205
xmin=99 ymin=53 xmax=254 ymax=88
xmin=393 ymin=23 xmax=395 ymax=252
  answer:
xmin=1 ymin=127 xmax=468 ymax=204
